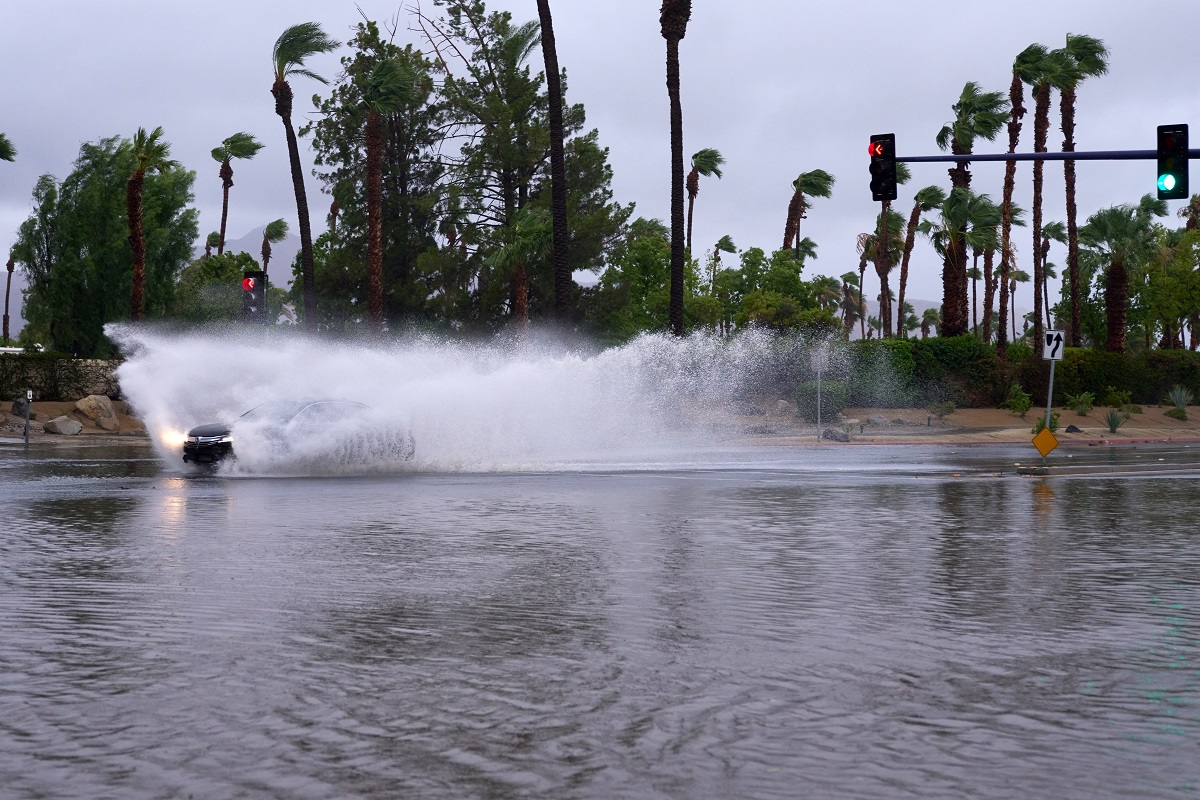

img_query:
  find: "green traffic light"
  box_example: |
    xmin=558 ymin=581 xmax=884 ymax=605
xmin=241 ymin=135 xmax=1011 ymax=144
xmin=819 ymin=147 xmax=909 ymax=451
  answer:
xmin=1159 ymin=173 xmax=1177 ymax=192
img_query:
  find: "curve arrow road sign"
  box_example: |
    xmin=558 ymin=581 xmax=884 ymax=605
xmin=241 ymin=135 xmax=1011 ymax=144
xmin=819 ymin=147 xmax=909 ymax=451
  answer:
xmin=1043 ymin=330 xmax=1065 ymax=361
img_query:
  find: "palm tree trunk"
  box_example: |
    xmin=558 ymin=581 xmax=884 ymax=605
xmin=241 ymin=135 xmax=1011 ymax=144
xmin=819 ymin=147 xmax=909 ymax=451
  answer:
xmin=366 ymin=109 xmax=384 ymax=332
xmin=218 ymin=160 xmax=233 ymax=256
xmin=686 ymin=168 xmax=698 ymax=254
xmin=897 ymin=202 xmax=921 ymax=339
xmin=538 ymin=0 xmax=571 ymax=320
xmin=998 ymin=71 xmax=1025 ymax=359
xmin=982 ymin=248 xmax=996 ymax=343
xmin=875 ymin=202 xmax=893 ymax=337
xmin=665 ymin=36 xmax=685 ymax=336
xmin=127 ymin=169 xmax=146 ymax=322
xmin=1061 ymin=87 xmax=1082 ymax=347
xmin=1104 ymin=258 xmax=1127 ymax=352
xmin=971 ymin=253 xmax=979 ymax=335
xmin=1011 ymin=279 xmax=1018 ymax=342
xmin=783 ymin=192 xmax=802 ymax=251
xmin=1031 ymin=82 xmax=1051 ymax=352
xmin=3 ymin=254 xmax=13 ymax=344
xmin=273 ymin=78 xmax=317 ymax=331
xmin=262 ymin=238 xmax=272 ymax=274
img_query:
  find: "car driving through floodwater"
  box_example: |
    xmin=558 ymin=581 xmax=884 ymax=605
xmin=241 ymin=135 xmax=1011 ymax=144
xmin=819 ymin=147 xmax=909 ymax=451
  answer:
xmin=183 ymin=399 xmax=415 ymax=470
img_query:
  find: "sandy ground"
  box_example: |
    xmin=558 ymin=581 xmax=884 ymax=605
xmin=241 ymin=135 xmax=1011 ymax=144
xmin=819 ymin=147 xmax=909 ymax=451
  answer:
xmin=737 ymin=404 xmax=1200 ymax=447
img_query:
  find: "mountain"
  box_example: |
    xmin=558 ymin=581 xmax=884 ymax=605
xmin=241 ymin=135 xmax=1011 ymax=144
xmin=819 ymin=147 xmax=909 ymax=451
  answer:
xmin=194 ymin=227 xmax=302 ymax=287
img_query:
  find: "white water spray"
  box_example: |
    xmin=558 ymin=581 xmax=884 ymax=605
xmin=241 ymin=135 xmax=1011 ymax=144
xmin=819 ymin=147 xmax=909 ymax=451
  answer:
xmin=109 ymin=325 xmax=844 ymax=474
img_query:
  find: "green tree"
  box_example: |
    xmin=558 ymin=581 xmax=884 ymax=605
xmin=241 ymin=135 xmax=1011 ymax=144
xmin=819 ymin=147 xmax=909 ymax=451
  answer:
xmin=261 ymin=218 xmax=289 ymax=275
xmin=127 ymin=126 xmax=177 ymax=321
xmin=0 ymin=133 xmax=15 ymax=162
xmin=897 ymin=185 xmax=946 ymax=339
xmin=272 ymin=22 xmax=340 ymax=330
xmin=1059 ymin=34 xmax=1108 ymax=347
xmin=660 ymin=0 xmax=692 ymax=335
xmin=686 ymin=147 xmax=724 ymax=254
xmin=174 ymin=251 xmax=259 ymax=322
xmin=211 ymin=132 xmax=264 ymax=255
xmin=485 ymin=206 xmax=552 ymax=329
xmin=870 ymin=207 xmax=905 ymax=337
xmin=1080 ymin=194 xmax=1168 ymax=352
xmin=1027 ymin=49 xmax=1071 ymax=350
xmin=998 ymin=44 xmax=1047 ymax=355
xmin=783 ymin=169 xmax=834 ymax=254
xmin=361 ymin=57 xmax=416 ymax=331
xmin=304 ymin=21 xmax=443 ymax=328
xmin=14 ymin=136 xmax=197 ymax=355
xmin=921 ymin=188 xmax=1001 ymax=340
xmin=935 ymin=82 xmax=1008 ymax=335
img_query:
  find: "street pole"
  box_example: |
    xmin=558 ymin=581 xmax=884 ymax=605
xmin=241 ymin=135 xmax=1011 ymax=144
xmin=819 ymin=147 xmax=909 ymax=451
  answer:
xmin=24 ymin=388 xmax=31 ymax=446
xmin=1043 ymin=361 xmax=1056 ymax=465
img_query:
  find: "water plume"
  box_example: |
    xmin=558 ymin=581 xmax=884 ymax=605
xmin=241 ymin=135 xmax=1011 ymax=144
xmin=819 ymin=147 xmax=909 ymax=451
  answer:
xmin=109 ymin=324 xmax=846 ymax=474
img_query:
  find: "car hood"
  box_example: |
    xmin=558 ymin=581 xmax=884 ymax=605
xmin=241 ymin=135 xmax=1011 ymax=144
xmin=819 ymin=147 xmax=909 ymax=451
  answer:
xmin=186 ymin=421 xmax=232 ymax=438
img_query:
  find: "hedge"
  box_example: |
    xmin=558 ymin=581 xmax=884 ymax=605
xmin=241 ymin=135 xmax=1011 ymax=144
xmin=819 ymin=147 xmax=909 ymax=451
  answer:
xmin=0 ymin=354 xmax=121 ymax=402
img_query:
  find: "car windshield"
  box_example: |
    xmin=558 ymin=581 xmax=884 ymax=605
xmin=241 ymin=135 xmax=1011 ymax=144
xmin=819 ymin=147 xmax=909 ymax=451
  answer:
xmin=239 ymin=400 xmax=312 ymax=423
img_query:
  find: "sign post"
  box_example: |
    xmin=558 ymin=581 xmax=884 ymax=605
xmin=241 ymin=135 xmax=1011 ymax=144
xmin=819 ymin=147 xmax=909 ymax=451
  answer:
xmin=24 ymin=388 xmax=31 ymax=446
xmin=1035 ymin=330 xmax=1066 ymax=463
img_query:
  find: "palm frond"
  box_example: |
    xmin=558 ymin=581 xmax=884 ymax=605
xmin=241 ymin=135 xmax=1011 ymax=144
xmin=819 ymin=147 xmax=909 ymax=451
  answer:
xmin=273 ymin=22 xmax=340 ymax=83
xmin=1065 ymin=33 xmax=1109 ymax=78
xmin=264 ymin=218 xmax=289 ymax=243
xmin=0 ymin=132 xmax=15 ymax=162
xmin=793 ymin=168 xmax=835 ymax=198
xmin=363 ymin=57 xmax=416 ymax=114
xmin=691 ymin=148 xmax=725 ymax=179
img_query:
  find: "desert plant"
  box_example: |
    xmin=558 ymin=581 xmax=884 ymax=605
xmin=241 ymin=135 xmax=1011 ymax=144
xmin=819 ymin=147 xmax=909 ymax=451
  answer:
xmin=1104 ymin=409 xmax=1129 ymax=433
xmin=1005 ymin=384 xmax=1033 ymax=417
xmin=928 ymin=401 xmax=956 ymax=421
xmin=1101 ymin=385 xmax=1131 ymax=408
xmin=1065 ymin=390 xmax=1095 ymax=416
xmin=1168 ymin=384 xmax=1194 ymax=410
xmin=1032 ymin=410 xmax=1061 ymax=434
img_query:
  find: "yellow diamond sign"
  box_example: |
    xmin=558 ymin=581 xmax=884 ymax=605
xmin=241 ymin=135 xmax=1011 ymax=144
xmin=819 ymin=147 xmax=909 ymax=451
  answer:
xmin=1032 ymin=427 xmax=1059 ymax=458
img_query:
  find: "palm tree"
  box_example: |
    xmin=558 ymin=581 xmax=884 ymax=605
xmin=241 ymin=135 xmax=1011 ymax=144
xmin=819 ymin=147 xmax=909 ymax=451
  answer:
xmin=783 ymin=169 xmax=835 ymax=253
xmin=855 ymin=233 xmax=873 ymax=339
xmin=362 ymin=57 xmax=415 ymax=332
xmin=0 ymin=133 xmax=15 ymax=162
xmin=4 ymin=252 xmax=14 ymax=345
xmin=901 ymin=302 xmax=920 ymax=337
xmin=920 ymin=189 xmax=999 ymax=339
xmin=840 ymin=272 xmax=865 ymax=340
xmin=211 ymin=132 xmax=265 ymax=255
xmin=1059 ymin=34 xmax=1109 ymax=347
xmin=965 ymin=195 xmax=1001 ymax=339
xmin=1080 ymin=195 xmax=1167 ymax=352
xmin=1028 ymin=49 xmax=1071 ymax=352
xmin=260 ymin=218 xmax=289 ymax=275
xmin=686 ymin=148 xmax=724 ymax=254
xmin=814 ymin=275 xmax=842 ymax=312
xmin=897 ymin=185 xmax=946 ymax=339
xmin=921 ymin=307 xmax=940 ymax=339
xmin=935 ymin=82 xmax=1008 ymax=335
xmin=871 ymin=208 xmax=905 ymax=337
xmin=709 ymin=234 xmax=735 ymax=290
xmin=1010 ymin=268 xmax=1031 ymax=341
xmin=486 ymin=206 xmax=552 ymax=330
xmin=271 ymin=22 xmax=340 ymax=331
xmin=203 ymin=231 xmax=219 ymax=259
xmin=660 ymin=0 xmax=692 ymax=336
xmin=536 ymin=0 xmax=572 ymax=319
xmin=1039 ymin=220 xmax=1067 ymax=328
xmin=127 ymin=126 xmax=176 ymax=322
xmin=998 ymin=202 xmax=1027 ymax=350
xmin=998 ymin=44 xmax=1046 ymax=355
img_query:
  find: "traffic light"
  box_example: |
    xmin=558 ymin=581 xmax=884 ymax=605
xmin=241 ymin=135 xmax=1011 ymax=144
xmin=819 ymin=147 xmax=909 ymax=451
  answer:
xmin=1157 ymin=124 xmax=1189 ymax=200
xmin=868 ymin=133 xmax=897 ymax=202
xmin=241 ymin=270 xmax=267 ymax=322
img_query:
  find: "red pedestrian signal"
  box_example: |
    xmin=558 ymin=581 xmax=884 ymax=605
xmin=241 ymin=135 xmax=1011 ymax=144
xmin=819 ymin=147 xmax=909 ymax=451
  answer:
xmin=242 ymin=276 xmax=256 ymax=292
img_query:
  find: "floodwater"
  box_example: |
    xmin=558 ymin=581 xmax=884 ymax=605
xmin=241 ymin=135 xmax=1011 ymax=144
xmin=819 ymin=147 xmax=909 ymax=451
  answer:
xmin=2 ymin=438 xmax=1199 ymax=799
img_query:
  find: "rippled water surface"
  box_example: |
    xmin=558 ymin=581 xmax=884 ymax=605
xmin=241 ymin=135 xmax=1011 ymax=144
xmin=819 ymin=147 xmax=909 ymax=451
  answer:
xmin=2 ymin=439 xmax=1199 ymax=799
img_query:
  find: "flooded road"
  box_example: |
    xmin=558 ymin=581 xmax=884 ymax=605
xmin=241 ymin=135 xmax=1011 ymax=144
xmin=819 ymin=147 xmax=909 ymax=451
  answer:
xmin=2 ymin=439 xmax=1199 ymax=798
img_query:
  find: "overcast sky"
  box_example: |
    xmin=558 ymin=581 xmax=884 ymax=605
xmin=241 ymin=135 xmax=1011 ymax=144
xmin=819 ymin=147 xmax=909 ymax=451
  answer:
xmin=3 ymin=0 xmax=1198 ymax=335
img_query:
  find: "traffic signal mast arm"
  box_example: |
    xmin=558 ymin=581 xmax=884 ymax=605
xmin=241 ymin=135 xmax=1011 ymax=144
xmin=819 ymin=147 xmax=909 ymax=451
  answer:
xmin=895 ymin=148 xmax=1196 ymax=163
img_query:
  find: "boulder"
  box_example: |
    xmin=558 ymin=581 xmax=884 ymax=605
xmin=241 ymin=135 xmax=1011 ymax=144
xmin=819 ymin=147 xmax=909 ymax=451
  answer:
xmin=1065 ymin=424 xmax=1083 ymax=433
xmin=773 ymin=399 xmax=796 ymax=417
xmin=822 ymin=427 xmax=851 ymax=442
xmin=867 ymin=415 xmax=889 ymax=426
xmin=44 ymin=416 xmax=83 ymax=435
xmin=892 ymin=417 xmax=912 ymax=425
xmin=75 ymin=394 xmax=116 ymax=422
xmin=11 ymin=398 xmax=29 ymax=417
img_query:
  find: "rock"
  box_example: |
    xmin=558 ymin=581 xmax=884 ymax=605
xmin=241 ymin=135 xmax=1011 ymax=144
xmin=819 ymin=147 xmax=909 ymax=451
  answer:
xmin=11 ymin=398 xmax=29 ymax=417
xmin=841 ymin=418 xmax=860 ymax=426
xmin=75 ymin=394 xmax=116 ymax=422
xmin=867 ymin=415 xmax=889 ymax=426
xmin=1065 ymin=424 xmax=1083 ymax=433
xmin=822 ymin=427 xmax=850 ymax=442
xmin=892 ymin=417 xmax=912 ymax=425
xmin=96 ymin=415 xmax=120 ymax=432
xmin=44 ymin=416 xmax=83 ymax=435
xmin=773 ymin=399 xmax=795 ymax=417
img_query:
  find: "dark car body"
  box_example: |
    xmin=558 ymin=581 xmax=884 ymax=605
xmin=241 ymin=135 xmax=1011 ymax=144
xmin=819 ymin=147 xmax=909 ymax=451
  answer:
xmin=182 ymin=400 xmax=414 ymax=467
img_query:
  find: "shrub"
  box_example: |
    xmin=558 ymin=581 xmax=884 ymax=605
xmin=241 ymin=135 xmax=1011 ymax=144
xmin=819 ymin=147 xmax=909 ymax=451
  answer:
xmin=1101 ymin=386 xmax=1131 ymax=408
xmin=1165 ymin=407 xmax=1189 ymax=422
xmin=1168 ymin=384 xmax=1194 ymax=410
xmin=1104 ymin=409 xmax=1129 ymax=433
xmin=1033 ymin=411 xmax=1061 ymax=434
xmin=1005 ymin=385 xmax=1033 ymax=417
xmin=1065 ymin=391 xmax=1095 ymax=416
xmin=795 ymin=379 xmax=849 ymax=423
xmin=927 ymin=401 xmax=956 ymax=420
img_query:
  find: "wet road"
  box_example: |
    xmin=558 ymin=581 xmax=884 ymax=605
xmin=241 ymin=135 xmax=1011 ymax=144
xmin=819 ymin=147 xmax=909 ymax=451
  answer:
xmin=2 ymin=439 xmax=1199 ymax=798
